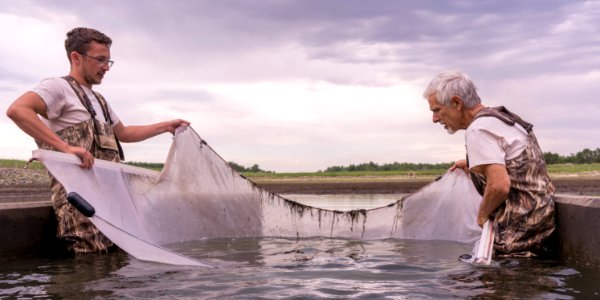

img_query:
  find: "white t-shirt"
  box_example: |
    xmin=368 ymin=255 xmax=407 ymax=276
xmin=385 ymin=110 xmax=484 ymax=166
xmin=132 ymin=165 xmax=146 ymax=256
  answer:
xmin=31 ymin=77 xmax=120 ymax=132
xmin=465 ymin=116 xmax=528 ymax=168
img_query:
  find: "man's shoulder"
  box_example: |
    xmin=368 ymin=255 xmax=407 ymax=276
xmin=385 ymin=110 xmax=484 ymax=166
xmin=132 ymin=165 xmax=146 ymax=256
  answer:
xmin=31 ymin=77 xmax=74 ymax=105
xmin=468 ymin=116 xmax=508 ymax=131
xmin=34 ymin=77 xmax=70 ymax=90
xmin=39 ymin=76 xmax=68 ymax=84
xmin=468 ymin=116 xmax=527 ymax=138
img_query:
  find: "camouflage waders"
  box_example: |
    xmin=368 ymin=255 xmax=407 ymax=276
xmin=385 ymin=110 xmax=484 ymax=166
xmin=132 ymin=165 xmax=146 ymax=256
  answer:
xmin=37 ymin=77 xmax=122 ymax=254
xmin=468 ymin=106 xmax=556 ymax=256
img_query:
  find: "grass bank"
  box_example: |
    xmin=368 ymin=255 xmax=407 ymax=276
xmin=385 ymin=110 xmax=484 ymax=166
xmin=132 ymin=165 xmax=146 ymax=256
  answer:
xmin=3 ymin=159 xmax=600 ymax=179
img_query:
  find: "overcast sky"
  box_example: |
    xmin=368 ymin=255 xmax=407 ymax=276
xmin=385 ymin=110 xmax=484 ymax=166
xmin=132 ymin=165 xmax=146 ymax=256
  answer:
xmin=1 ymin=0 xmax=599 ymax=172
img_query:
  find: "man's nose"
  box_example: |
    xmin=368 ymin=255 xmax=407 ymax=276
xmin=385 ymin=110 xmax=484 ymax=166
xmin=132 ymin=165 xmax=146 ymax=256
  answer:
xmin=432 ymin=114 xmax=440 ymax=123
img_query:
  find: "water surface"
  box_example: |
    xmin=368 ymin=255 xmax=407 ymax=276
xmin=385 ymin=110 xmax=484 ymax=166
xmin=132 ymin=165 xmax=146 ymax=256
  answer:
xmin=1 ymin=194 xmax=598 ymax=299
xmin=1 ymin=237 xmax=597 ymax=299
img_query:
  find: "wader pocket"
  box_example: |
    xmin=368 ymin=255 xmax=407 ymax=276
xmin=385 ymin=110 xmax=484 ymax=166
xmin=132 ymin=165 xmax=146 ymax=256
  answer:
xmin=93 ymin=119 xmax=119 ymax=152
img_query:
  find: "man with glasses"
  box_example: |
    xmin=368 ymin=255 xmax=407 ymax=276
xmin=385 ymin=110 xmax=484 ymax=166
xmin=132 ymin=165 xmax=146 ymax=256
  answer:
xmin=6 ymin=27 xmax=189 ymax=254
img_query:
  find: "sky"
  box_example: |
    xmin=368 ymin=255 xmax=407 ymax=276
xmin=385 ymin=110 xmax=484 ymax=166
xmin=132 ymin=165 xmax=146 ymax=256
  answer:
xmin=1 ymin=0 xmax=599 ymax=172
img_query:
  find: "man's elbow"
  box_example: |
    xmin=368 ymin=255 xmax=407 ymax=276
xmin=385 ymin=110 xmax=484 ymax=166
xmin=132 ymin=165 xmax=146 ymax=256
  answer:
xmin=490 ymin=181 xmax=510 ymax=198
xmin=6 ymin=104 xmax=20 ymax=122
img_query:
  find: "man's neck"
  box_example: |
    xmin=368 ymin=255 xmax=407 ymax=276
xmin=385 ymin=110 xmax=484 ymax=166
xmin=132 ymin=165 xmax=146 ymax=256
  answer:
xmin=68 ymin=72 xmax=92 ymax=89
xmin=463 ymin=104 xmax=486 ymax=128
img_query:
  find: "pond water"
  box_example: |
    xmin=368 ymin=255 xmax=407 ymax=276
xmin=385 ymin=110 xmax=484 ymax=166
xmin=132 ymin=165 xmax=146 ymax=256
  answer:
xmin=1 ymin=194 xmax=598 ymax=299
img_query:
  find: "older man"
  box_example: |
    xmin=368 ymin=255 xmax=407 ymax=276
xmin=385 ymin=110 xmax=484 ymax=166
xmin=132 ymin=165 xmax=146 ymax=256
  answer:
xmin=423 ymin=70 xmax=555 ymax=257
xmin=6 ymin=27 xmax=189 ymax=254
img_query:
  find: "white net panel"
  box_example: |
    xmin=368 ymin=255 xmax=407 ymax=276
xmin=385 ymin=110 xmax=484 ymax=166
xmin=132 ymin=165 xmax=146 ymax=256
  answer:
xmin=32 ymin=126 xmax=482 ymax=266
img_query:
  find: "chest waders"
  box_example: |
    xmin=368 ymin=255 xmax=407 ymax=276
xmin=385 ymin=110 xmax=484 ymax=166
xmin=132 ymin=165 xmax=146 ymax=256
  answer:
xmin=36 ymin=76 xmax=124 ymax=254
xmin=467 ymin=106 xmax=556 ymax=256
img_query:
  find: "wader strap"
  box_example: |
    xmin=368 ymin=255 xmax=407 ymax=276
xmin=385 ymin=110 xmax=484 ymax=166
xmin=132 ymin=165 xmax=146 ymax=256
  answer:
xmin=92 ymin=91 xmax=125 ymax=160
xmin=473 ymin=106 xmax=533 ymax=133
xmin=62 ymin=76 xmax=125 ymax=160
xmin=62 ymin=76 xmax=97 ymax=118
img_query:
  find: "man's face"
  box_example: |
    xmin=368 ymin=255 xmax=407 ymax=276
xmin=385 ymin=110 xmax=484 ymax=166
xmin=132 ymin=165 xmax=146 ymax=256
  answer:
xmin=427 ymin=95 xmax=461 ymax=134
xmin=80 ymin=41 xmax=111 ymax=86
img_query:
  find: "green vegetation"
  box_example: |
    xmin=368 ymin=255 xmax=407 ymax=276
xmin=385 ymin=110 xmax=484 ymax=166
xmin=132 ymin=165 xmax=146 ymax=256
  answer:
xmin=324 ymin=161 xmax=452 ymax=173
xmin=546 ymin=163 xmax=600 ymax=174
xmin=125 ymin=161 xmax=164 ymax=171
xmin=544 ymin=148 xmax=600 ymax=164
xmin=3 ymin=147 xmax=600 ymax=178
xmin=228 ymin=162 xmax=273 ymax=174
xmin=0 ymin=159 xmax=45 ymax=170
xmin=243 ymin=169 xmax=444 ymax=178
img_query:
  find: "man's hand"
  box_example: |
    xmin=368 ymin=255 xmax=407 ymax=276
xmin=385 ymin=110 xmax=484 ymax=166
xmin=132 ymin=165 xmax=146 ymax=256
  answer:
xmin=113 ymin=119 xmax=191 ymax=143
xmin=477 ymin=214 xmax=489 ymax=228
xmin=449 ymin=159 xmax=469 ymax=174
xmin=66 ymin=146 xmax=94 ymax=169
xmin=164 ymin=119 xmax=190 ymax=135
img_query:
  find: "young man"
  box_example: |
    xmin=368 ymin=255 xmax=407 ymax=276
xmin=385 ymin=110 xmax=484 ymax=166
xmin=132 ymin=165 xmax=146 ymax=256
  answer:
xmin=423 ymin=70 xmax=555 ymax=257
xmin=6 ymin=27 xmax=189 ymax=254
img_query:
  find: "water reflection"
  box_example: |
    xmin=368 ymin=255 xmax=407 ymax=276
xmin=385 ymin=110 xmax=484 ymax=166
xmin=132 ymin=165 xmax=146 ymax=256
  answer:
xmin=0 ymin=251 xmax=128 ymax=299
xmin=446 ymin=258 xmax=583 ymax=299
xmin=0 ymin=237 xmax=595 ymax=299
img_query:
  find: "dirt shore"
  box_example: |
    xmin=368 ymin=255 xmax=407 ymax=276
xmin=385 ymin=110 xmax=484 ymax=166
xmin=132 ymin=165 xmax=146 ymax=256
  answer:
xmin=2 ymin=167 xmax=600 ymax=203
xmin=255 ymin=177 xmax=600 ymax=196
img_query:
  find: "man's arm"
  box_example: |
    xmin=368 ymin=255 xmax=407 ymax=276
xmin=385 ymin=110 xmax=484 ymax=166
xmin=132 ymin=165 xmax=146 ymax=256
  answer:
xmin=471 ymin=163 xmax=510 ymax=227
xmin=6 ymin=92 xmax=94 ymax=168
xmin=112 ymin=119 xmax=190 ymax=143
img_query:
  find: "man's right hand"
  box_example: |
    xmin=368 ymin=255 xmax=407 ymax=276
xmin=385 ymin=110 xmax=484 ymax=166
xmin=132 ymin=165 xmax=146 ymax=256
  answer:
xmin=449 ymin=159 xmax=469 ymax=174
xmin=66 ymin=146 xmax=94 ymax=169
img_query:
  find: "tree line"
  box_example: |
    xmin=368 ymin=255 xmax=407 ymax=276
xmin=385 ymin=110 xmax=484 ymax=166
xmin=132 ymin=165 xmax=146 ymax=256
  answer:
xmin=228 ymin=162 xmax=273 ymax=173
xmin=323 ymin=148 xmax=600 ymax=172
xmin=126 ymin=147 xmax=600 ymax=173
xmin=543 ymin=148 xmax=600 ymax=164
xmin=324 ymin=161 xmax=452 ymax=172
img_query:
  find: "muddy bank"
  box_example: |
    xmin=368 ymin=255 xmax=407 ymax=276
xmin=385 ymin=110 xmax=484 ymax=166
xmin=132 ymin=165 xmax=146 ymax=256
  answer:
xmin=1 ymin=167 xmax=600 ymax=203
xmin=254 ymin=179 xmax=431 ymax=195
xmin=255 ymin=177 xmax=600 ymax=196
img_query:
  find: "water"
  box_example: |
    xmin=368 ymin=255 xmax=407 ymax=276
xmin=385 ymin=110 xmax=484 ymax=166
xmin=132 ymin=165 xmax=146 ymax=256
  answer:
xmin=1 ymin=194 xmax=599 ymax=299
xmin=1 ymin=238 xmax=597 ymax=299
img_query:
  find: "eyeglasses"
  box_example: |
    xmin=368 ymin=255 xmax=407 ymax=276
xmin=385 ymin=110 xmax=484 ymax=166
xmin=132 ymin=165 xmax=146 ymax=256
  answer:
xmin=79 ymin=52 xmax=114 ymax=67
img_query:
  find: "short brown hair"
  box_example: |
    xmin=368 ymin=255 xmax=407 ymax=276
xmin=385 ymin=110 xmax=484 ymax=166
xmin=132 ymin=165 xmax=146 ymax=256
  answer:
xmin=64 ymin=27 xmax=112 ymax=63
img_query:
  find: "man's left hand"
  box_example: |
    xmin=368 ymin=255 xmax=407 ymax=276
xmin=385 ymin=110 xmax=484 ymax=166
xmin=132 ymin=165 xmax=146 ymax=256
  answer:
xmin=165 ymin=119 xmax=190 ymax=134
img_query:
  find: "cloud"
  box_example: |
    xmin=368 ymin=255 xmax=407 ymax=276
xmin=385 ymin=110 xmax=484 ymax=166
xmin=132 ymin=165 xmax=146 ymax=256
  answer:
xmin=0 ymin=0 xmax=599 ymax=172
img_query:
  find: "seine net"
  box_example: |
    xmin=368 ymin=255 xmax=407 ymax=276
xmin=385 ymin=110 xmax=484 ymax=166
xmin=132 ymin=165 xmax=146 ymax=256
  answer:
xmin=33 ymin=126 xmax=482 ymax=266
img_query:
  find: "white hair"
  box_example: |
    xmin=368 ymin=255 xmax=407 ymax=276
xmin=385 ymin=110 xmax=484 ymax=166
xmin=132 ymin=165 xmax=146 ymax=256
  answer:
xmin=423 ymin=70 xmax=481 ymax=108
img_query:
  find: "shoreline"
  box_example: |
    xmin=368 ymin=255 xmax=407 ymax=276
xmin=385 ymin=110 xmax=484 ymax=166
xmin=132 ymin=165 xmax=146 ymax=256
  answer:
xmin=2 ymin=167 xmax=600 ymax=202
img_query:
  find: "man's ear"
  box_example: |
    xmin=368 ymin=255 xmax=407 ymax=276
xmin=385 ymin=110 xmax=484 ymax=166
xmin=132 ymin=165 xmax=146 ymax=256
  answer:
xmin=451 ymin=96 xmax=463 ymax=110
xmin=69 ymin=51 xmax=81 ymax=66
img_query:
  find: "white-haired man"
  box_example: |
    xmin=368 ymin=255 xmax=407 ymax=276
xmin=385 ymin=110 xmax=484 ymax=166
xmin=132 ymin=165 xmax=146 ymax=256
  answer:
xmin=423 ymin=70 xmax=555 ymax=257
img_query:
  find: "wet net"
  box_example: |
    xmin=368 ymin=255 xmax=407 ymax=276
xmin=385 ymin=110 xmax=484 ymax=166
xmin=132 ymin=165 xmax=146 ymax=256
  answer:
xmin=33 ymin=126 xmax=482 ymax=266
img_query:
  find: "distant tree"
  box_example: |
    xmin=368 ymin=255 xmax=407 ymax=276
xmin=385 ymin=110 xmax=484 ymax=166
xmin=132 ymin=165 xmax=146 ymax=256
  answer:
xmin=228 ymin=161 xmax=272 ymax=173
xmin=543 ymin=152 xmax=563 ymax=164
xmin=324 ymin=161 xmax=452 ymax=172
xmin=228 ymin=161 xmax=247 ymax=172
xmin=543 ymin=148 xmax=600 ymax=164
xmin=572 ymin=148 xmax=600 ymax=164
